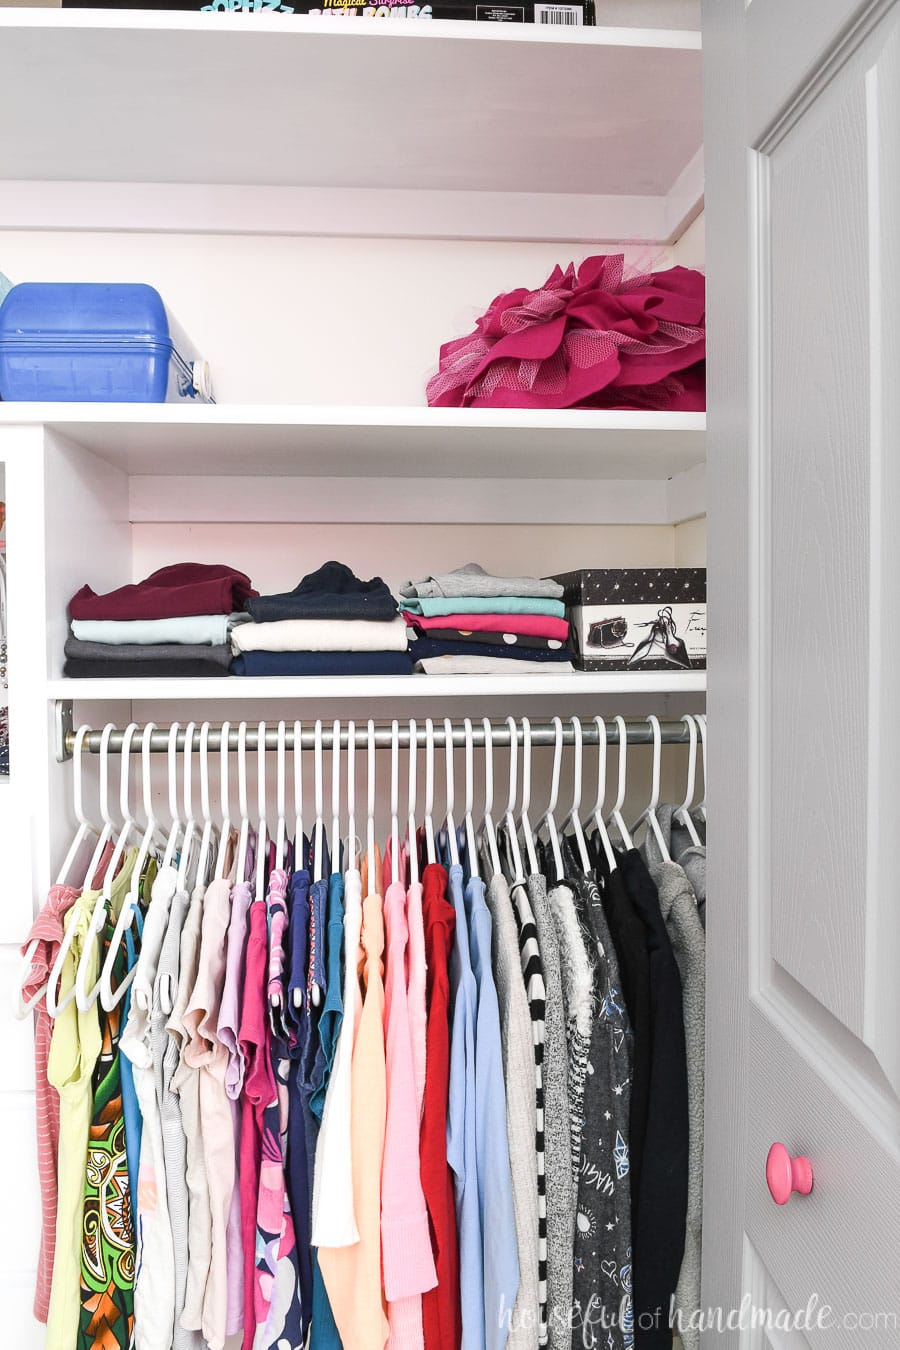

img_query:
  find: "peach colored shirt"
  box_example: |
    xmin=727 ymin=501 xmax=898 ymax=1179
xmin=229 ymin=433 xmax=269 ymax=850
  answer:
xmin=318 ymin=851 xmax=389 ymax=1350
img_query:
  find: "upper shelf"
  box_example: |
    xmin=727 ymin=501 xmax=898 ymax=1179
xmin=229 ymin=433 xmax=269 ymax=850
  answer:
xmin=0 ymin=9 xmax=703 ymax=242
xmin=0 ymin=404 xmax=705 ymax=477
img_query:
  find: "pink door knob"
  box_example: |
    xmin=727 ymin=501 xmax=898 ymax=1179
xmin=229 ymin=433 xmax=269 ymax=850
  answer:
xmin=766 ymin=1142 xmax=813 ymax=1205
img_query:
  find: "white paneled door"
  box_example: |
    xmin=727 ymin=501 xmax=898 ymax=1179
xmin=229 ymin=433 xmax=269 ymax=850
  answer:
xmin=703 ymin=1 xmax=900 ymax=1346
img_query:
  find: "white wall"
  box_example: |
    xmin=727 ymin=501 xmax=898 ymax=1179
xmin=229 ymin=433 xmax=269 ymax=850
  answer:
xmin=0 ymin=232 xmax=679 ymax=406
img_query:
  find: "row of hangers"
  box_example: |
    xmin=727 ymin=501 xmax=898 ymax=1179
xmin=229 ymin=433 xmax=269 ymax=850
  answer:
xmin=16 ymin=713 xmax=706 ymax=1023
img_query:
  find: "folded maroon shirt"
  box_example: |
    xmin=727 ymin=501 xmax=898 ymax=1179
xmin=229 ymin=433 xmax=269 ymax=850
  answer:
xmin=69 ymin=563 xmax=258 ymax=621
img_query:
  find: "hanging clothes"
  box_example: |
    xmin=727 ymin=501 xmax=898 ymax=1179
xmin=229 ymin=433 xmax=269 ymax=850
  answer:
xmin=419 ymin=859 xmax=461 ymax=1350
xmin=20 ymin=882 xmax=80 ymax=1324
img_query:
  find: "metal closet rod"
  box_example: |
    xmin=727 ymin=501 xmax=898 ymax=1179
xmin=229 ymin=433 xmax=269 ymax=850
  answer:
xmin=65 ymin=717 xmax=695 ymax=756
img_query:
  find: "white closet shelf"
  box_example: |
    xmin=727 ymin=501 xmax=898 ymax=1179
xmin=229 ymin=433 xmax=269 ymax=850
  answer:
xmin=47 ymin=672 xmax=707 ymax=701
xmin=2 ymin=405 xmax=706 ymax=479
xmin=0 ymin=10 xmax=702 ymax=242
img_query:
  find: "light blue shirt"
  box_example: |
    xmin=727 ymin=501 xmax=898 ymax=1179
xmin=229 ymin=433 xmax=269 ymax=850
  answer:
xmin=465 ymin=871 xmax=520 ymax=1350
xmin=442 ymin=835 xmax=485 ymax=1350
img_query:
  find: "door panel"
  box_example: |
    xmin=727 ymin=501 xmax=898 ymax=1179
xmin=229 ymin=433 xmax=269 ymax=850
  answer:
xmin=703 ymin=0 xmax=900 ymax=1343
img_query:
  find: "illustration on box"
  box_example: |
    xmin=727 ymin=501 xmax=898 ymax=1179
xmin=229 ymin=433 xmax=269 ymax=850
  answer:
xmin=586 ymin=605 xmax=706 ymax=670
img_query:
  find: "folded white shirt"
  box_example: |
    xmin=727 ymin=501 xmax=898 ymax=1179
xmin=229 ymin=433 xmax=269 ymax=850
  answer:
xmin=414 ymin=655 xmax=575 ymax=675
xmin=231 ymin=615 xmax=409 ymax=654
xmin=71 ymin=613 xmax=248 ymax=646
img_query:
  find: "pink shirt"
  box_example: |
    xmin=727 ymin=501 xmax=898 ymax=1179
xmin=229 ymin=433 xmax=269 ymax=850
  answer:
xmin=21 ymin=882 xmax=80 ymax=1322
xmin=238 ymin=897 xmax=268 ymax=1350
xmin=382 ymin=878 xmax=437 ymax=1350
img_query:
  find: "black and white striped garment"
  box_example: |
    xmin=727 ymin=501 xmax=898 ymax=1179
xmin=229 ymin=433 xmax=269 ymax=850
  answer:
xmin=497 ymin=826 xmax=549 ymax=1347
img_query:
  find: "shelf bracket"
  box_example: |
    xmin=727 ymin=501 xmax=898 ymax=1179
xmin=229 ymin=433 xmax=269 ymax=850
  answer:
xmin=55 ymin=700 xmax=74 ymax=763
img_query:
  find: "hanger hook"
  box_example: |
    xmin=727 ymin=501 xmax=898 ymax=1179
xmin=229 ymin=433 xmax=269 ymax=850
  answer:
xmin=505 ymin=715 xmax=518 ymax=816
xmin=99 ymin=722 xmax=115 ymax=828
xmin=390 ymin=719 xmax=400 ymax=820
xmin=592 ymin=716 xmax=608 ymax=816
xmin=167 ymin=722 xmax=181 ymax=825
xmin=569 ymin=716 xmax=583 ymax=814
xmin=463 ymin=718 xmax=474 ymax=817
xmin=219 ymin=720 xmax=231 ymax=824
xmin=72 ymin=724 xmax=91 ymax=829
xmin=443 ymin=717 xmax=455 ymax=818
xmin=237 ymin=721 xmax=248 ymax=819
xmin=141 ymin=721 xmax=156 ymax=824
xmin=276 ymin=720 xmax=286 ymax=822
xmin=183 ymin=721 xmax=197 ymax=822
xmin=119 ymin=722 xmax=139 ymax=824
xmin=424 ymin=718 xmax=435 ymax=817
xmin=646 ymin=713 xmax=662 ymax=813
xmin=407 ymin=719 xmax=417 ymax=819
xmin=199 ymin=721 xmax=212 ymax=823
xmin=612 ymin=715 xmax=628 ymax=816
xmin=547 ymin=715 xmax=563 ymax=816
xmin=520 ymin=717 xmax=532 ymax=815
xmin=257 ymin=721 xmax=267 ymax=823
xmin=482 ymin=717 xmax=494 ymax=816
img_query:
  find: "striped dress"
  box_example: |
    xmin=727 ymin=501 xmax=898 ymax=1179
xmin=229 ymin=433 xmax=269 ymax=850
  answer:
xmin=498 ymin=830 xmax=548 ymax=1346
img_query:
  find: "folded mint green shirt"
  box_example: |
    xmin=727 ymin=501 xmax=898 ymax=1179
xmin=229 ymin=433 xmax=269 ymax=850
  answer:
xmin=401 ymin=596 xmax=566 ymax=619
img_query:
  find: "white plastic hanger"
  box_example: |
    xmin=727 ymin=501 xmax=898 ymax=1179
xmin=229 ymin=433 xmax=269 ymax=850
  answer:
xmin=14 ymin=726 xmax=94 ymax=1019
xmin=161 ymin=722 xmax=184 ymax=874
xmin=274 ymin=720 xmax=287 ymax=872
xmin=563 ymin=716 xmax=592 ymax=874
xmin=79 ymin=722 xmax=118 ymax=891
xmin=390 ymin=720 xmax=401 ymax=888
xmin=366 ymin=719 xmax=376 ymax=886
xmin=631 ymin=714 xmax=671 ymax=862
xmin=462 ymin=718 xmax=479 ymax=881
xmin=501 ymin=715 xmax=524 ymax=883
xmin=77 ymin=722 xmax=140 ymax=1010
xmin=407 ymin=719 xmax=419 ymax=887
xmin=331 ymin=719 xmax=341 ymax=877
xmin=195 ymin=721 xmax=218 ymax=886
xmin=423 ymin=718 xmax=437 ymax=866
xmin=443 ymin=717 xmax=460 ymax=868
xmin=235 ymin=722 xmax=251 ymax=887
xmin=176 ymin=723 xmax=200 ymax=893
xmin=590 ymin=716 xmax=617 ymax=872
xmin=215 ymin=720 xmax=233 ymax=881
xmin=293 ymin=719 xmax=304 ymax=871
xmin=538 ymin=715 xmax=565 ymax=882
xmin=517 ymin=718 xmax=539 ymax=877
xmin=346 ymin=720 xmax=357 ymax=872
xmin=696 ymin=713 xmax=707 ymax=824
xmin=480 ymin=718 xmax=501 ymax=879
xmin=55 ymin=724 xmax=98 ymax=888
xmin=99 ymin=721 xmax=160 ymax=1010
xmin=313 ymin=720 xmax=325 ymax=884
xmin=674 ymin=714 xmax=703 ymax=847
xmin=255 ymin=721 xmax=268 ymax=902
xmin=48 ymin=724 xmax=118 ymax=1017
xmin=606 ymin=714 xmax=634 ymax=850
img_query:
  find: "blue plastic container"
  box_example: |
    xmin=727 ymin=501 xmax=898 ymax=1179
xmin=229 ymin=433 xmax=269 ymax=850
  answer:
xmin=0 ymin=283 xmax=213 ymax=403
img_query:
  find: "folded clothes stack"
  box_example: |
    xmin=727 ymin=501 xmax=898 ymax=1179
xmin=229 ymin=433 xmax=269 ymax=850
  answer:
xmin=231 ymin=561 xmax=414 ymax=676
xmin=65 ymin=563 xmax=256 ymax=678
xmin=401 ymin=562 xmax=574 ymax=674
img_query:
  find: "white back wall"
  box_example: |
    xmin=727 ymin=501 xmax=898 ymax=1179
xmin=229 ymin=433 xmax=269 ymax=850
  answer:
xmin=0 ymin=232 xmax=679 ymax=405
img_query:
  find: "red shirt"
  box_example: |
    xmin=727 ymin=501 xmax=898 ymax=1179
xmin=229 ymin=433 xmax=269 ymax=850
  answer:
xmin=69 ymin=562 xmax=257 ymax=621
xmin=420 ymin=863 xmax=461 ymax=1350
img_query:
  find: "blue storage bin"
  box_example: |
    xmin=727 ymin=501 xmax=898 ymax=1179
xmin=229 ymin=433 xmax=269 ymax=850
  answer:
xmin=0 ymin=282 xmax=213 ymax=403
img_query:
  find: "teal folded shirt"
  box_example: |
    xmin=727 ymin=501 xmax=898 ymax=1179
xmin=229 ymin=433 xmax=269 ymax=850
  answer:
xmin=402 ymin=595 xmax=566 ymax=619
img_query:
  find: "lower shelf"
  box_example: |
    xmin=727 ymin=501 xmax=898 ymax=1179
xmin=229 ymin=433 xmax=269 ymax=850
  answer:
xmin=47 ymin=672 xmax=707 ymax=701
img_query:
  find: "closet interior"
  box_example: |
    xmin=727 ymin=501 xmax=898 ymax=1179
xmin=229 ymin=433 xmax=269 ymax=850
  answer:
xmin=0 ymin=5 xmax=707 ymax=1349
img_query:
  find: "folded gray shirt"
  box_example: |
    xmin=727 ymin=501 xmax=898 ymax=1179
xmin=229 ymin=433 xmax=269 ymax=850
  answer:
xmin=65 ymin=636 xmax=233 ymax=670
xmin=400 ymin=563 xmax=564 ymax=602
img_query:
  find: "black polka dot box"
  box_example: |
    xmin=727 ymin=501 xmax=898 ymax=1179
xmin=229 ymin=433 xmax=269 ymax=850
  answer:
xmin=551 ymin=568 xmax=707 ymax=673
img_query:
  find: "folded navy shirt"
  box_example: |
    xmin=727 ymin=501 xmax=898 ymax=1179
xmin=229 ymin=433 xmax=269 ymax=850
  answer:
xmin=246 ymin=561 xmax=398 ymax=624
xmin=406 ymin=635 xmax=573 ymax=664
xmin=230 ymin=650 xmax=413 ymax=677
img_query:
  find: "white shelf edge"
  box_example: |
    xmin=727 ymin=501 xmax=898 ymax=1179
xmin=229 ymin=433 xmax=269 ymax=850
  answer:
xmin=0 ymin=10 xmax=701 ymax=50
xmin=0 ymin=404 xmax=706 ymax=432
xmin=47 ymin=672 xmax=707 ymax=701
